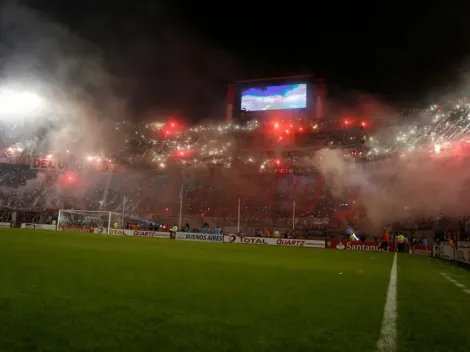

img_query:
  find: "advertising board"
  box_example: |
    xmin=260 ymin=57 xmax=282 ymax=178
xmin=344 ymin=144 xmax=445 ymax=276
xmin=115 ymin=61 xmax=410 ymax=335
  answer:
xmin=455 ymin=248 xmax=470 ymax=264
xmin=436 ymin=244 xmax=455 ymax=260
xmin=408 ymin=245 xmax=433 ymax=256
xmin=94 ymin=227 xmax=123 ymax=235
xmin=21 ymin=223 xmax=56 ymax=230
xmin=0 ymin=222 xmax=11 ymax=228
xmin=58 ymin=225 xmax=94 ymax=232
xmin=175 ymin=233 xmax=223 ymax=242
xmin=132 ymin=230 xmax=170 ymax=239
xmin=330 ymin=240 xmax=396 ymax=252
xmin=240 ymin=83 xmax=307 ymax=111
xmin=94 ymin=227 xmax=170 ymax=239
xmin=224 ymin=235 xmax=325 ymax=248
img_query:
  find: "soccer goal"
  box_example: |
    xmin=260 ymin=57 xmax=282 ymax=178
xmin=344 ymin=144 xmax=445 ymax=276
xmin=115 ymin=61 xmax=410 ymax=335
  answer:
xmin=57 ymin=209 xmax=123 ymax=233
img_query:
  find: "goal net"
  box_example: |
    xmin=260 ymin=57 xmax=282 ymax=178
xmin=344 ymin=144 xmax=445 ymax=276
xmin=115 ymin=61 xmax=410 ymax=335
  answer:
xmin=57 ymin=209 xmax=123 ymax=233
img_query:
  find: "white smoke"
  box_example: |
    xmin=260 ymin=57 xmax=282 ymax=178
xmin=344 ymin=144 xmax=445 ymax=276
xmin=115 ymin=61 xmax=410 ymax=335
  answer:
xmin=0 ymin=1 xmax=128 ymax=155
xmin=312 ymin=147 xmax=470 ymax=229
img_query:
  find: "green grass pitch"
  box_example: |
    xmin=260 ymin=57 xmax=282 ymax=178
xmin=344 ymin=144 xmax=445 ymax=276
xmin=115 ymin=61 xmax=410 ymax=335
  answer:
xmin=0 ymin=229 xmax=469 ymax=352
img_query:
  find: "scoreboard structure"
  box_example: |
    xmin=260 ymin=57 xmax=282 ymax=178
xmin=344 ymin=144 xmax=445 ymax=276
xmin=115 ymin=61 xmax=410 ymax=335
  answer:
xmin=226 ymin=75 xmax=326 ymax=122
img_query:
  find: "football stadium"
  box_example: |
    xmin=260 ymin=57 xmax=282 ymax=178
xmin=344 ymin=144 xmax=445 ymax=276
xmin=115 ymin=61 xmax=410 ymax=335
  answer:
xmin=1 ymin=70 xmax=470 ymax=352
xmin=2 ymin=1 xmax=470 ymax=346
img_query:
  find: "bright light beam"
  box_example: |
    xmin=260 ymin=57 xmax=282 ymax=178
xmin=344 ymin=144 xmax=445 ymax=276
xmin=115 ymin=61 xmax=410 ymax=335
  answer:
xmin=0 ymin=89 xmax=45 ymax=119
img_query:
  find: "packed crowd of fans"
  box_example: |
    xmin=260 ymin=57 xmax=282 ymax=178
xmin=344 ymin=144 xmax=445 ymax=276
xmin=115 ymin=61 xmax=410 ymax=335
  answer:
xmin=0 ymin=162 xmax=345 ymax=221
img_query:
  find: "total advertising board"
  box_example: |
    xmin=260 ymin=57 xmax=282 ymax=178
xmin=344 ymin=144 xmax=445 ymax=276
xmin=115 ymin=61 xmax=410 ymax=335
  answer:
xmin=0 ymin=222 xmax=11 ymax=228
xmin=224 ymin=235 xmax=325 ymax=248
xmin=21 ymin=223 xmax=57 ymax=230
xmin=330 ymin=240 xmax=396 ymax=252
xmin=94 ymin=227 xmax=170 ymax=239
xmin=175 ymin=233 xmax=223 ymax=242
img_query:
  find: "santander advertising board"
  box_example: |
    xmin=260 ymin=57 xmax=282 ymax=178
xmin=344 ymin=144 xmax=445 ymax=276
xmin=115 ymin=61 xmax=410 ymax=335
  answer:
xmin=330 ymin=240 xmax=395 ymax=252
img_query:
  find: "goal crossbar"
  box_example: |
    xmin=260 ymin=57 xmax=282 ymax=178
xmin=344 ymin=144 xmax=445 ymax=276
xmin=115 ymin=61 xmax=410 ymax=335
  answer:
xmin=60 ymin=210 xmax=121 ymax=215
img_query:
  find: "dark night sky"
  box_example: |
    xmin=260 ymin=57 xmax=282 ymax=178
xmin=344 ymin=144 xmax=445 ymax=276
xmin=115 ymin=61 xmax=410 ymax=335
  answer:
xmin=20 ymin=1 xmax=470 ymax=118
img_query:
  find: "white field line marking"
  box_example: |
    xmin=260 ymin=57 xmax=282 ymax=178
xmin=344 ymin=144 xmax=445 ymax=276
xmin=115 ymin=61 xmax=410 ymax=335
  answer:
xmin=440 ymin=272 xmax=470 ymax=295
xmin=377 ymin=252 xmax=397 ymax=352
xmin=448 ymin=273 xmax=464 ymax=278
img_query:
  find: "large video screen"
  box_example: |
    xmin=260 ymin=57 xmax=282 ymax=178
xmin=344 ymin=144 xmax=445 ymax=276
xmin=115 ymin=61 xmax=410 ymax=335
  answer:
xmin=240 ymin=83 xmax=307 ymax=112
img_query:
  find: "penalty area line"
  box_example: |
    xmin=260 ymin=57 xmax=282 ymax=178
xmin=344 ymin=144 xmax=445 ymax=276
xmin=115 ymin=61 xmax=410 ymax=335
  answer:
xmin=377 ymin=252 xmax=397 ymax=352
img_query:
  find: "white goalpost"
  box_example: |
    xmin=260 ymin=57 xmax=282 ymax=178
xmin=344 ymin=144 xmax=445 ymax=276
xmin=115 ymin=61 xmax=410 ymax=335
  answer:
xmin=56 ymin=209 xmax=123 ymax=233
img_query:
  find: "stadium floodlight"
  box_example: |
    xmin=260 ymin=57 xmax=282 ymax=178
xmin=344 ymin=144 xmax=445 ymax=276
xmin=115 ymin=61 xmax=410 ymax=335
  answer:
xmin=56 ymin=209 xmax=124 ymax=233
xmin=0 ymin=88 xmax=45 ymax=120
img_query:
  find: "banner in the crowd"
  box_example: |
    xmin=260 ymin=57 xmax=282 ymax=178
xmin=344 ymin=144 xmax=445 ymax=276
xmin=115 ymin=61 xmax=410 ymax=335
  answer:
xmin=224 ymin=235 xmax=325 ymax=248
xmin=175 ymin=233 xmax=223 ymax=242
xmin=262 ymin=167 xmax=318 ymax=176
xmin=434 ymin=243 xmax=455 ymax=260
xmin=29 ymin=157 xmax=120 ymax=173
xmin=455 ymin=247 xmax=470 ymax=264
xmin=21 ymin=223 xmax=57 ymax=230
xmin=285 ymin=217 xmax=329 ymax=228
xmin=408 ymin=245 xmax=433 ymax=256
xmin=330 ymin=240 xmax=396 ymax=252
xmin=0 ymin=153 xmax=122 ymax=173
xmin=0 ymin=222 xmax=11 ymax=228
xmin=93 ymin=227 xmax=170 ymax=239
xmin=58 ymin=225 xmax=94 ymax=232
